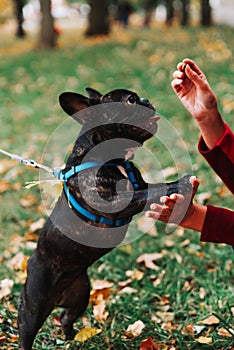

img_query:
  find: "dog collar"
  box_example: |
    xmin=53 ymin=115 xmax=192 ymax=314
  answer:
xmin=57 ymin=160 xmax=139 ymax=227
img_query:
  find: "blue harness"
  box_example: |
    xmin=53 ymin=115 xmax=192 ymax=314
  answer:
xmin=54 ymin=161 xmax=139 ymax=227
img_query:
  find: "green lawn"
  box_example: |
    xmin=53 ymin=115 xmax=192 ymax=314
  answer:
xmin=0 ymin=24 xmax=233 ymax=349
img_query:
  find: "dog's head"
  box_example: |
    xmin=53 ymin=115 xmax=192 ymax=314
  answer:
xmin=59 ymin=88 xmax=159 ymax=160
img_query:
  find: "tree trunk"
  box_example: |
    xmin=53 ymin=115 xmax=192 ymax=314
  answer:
xmin=201 ymin=0 xmax=212 ymax=26
xmin=14 ymin=0 xmax=26 ymax=37
xmin=38 ymin=0 xmax=56 ymax=48
xmin=166 ymin=0 xmax=174 ymax=26
xmin=181 ymin=0 xmax=190 ymax=26
xmin=86 ymin=0 xmax=110 ymax=36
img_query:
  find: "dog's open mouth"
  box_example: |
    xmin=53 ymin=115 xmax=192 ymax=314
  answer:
xmin=138 ymin=115 xmax=160 ymax=135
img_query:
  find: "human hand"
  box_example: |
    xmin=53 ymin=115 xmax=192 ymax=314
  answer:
xmin=171 ymin=58 xmax=219 ymax=121
xmin=171 ymin=58 xmax=226 ymax=149
xmin=145 ymin=176 xmax=200 ymax=226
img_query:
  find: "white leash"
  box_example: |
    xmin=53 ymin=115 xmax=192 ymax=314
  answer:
xmin=0 ymin=148 xmax=57 ymax=176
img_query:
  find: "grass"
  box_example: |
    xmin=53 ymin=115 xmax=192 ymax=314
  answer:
xmin=0 ymin=23 xmax=233 ymax=349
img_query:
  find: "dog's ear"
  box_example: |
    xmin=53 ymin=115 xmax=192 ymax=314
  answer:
xmin=85 ymin=87 xmax=102 ymax=100
xmin=59 ymin=92 xmax=91 ymax=124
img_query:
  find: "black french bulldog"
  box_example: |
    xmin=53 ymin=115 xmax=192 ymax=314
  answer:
xmin=18 ymin=88 xmax=192 ymax=349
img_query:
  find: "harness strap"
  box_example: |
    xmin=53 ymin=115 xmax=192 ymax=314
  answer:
xmin=62 ymin=160 xmax=139 ymax=227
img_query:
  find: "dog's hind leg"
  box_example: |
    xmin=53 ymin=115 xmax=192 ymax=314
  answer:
xmin=18 ymin=253 xmax=56 ymax=350
xmin=59 ymin=271 xmax=90 ymax=340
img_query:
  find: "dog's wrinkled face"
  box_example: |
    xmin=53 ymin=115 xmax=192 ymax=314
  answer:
xmin=59 ymin=88 xmax=159 ymax=157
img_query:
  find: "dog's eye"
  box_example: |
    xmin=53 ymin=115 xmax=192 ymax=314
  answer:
xmin=127 ymin=96 xmax=136 ymax=105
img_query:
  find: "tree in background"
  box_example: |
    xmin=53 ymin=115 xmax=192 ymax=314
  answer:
xmin=165 ymin=0 xmax=174 ymax=25
xmin=86 ymin=0 xmax=110 ymax=36
xmin=181 ymin=0 xmax=190 ymax=26
xmin=38 ymin=0 xmax=57 ymax=48
xmin=201 ymin=0 xmax=212 ymax=26
xmin=13 ymin=0 xmax=26 ymax=37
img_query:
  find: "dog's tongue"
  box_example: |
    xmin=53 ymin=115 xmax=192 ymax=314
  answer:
xmin=150 ymin=115 xmax=160 ymax=122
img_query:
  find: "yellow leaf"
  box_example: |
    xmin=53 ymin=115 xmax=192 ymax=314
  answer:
xmin=74 ymin=327 xmax=101 ymax=342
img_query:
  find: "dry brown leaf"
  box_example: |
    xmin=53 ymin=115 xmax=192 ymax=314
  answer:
xmin=74 ymin=327 xmax=101 ymax=342
xmin=20 ymin=194 xmax=38 ymax=208
xmin=137 ymin=252 xmax=164 ymax=271
xmin=140 ymin=336 xmax=159 ymax=350
xmin=92 ymin=280 xmax=114 ymax=291
xmin=126 ymin=320 xmax=145 ymax=338
xmin=118 ymin=286 xmax=138 ymax=294
xmin=156 ymin=311 xmax=174 ymax=322
xmin=126 ymin=269 xmax=144 ymax=281
xmin=29 ymin=218 xmax=45 ymax=232
xmin=118 ymin=279 xmax=132 ymax=288
xmin=9 ymin=334 xmax=18 ymax=343
xmin=0 ymin=159 xmax=17 ymax=174
xmin=181 ymin=324 xmax=195 ymax=338
xmin=197 ymin=336 xmax=212 ymax=344
xmin=200 ymin=315 xmax=220 ymax=325
xmin=218 ymin=327 xmax=234 ymax=337
xmin=92 ymin=294 xmax=108 ymax=321
xmin=7 ymin=252 xmax=28 ymax=271
xmin=0 ymin=279 xmax=14 ymax=300
xmin=0 ymin=180 xmax=10 ymax=193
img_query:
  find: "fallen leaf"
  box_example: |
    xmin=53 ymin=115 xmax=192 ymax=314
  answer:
xmin=0 ymin=180 xmax=10 ymax=193
xmin=200 ymin=315 xmax=220 ymax=325
xmin=140 ymin=336 xmax=159 ymax=350
xmin=9 ymin=334 xmax=18 ymax=343
xmin=118 ymin=279 xmax=132 ymax=288
xmin=20 ymin=194 xmax=38 ymax=208
xmin=74 ymin=327 xmax=101 ymax=342
xmin=118 ymin=286 xmax=138 ymax=294
xmin=156 ymin=311 xmax=174 ymax=322
xmin=29 ymin=218 xmax=45 ymax=232
xmin=197 ymin=336 xmax=212 ymax=344
xmin=181 ymin=324 xmax=194 ymax=338
xmin=90 ymin=279 xmax=114 ymax=302
xmin=126 ymin=269 xmax=144 ymax=281
xmin=7 ymin=252 xmax=28 ymax=271
xmin=0 ymin=279 xmax=14 ymax=300
xmin=91 ymin=280 xmax=114 ymax=290
xmin=137 ymin=252 xmax=164 ymax=271
xmin=126 ymin=320 xmax=145 ymax=337
xmin=92 ymin=294 xmax=109 ymax=322
xmin=218 ymin=327 xmax=234 ymax=337
xmin=0 ymin=159 xmax=17 ymax=174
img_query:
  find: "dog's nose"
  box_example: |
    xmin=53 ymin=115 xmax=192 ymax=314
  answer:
xmin=140 ymin=98 xmax=149 ymax=104
xmin=140 ymin=98 xmax=155 ymax=111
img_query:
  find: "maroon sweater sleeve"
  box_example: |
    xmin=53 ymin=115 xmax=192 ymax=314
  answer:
xmin=198 ymin=123 xmax=234 ymax=245
xmin=198 ymin=123 xmax=234 ymax=194
xmin=200 ymin=205 xmax=234 ymax=246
